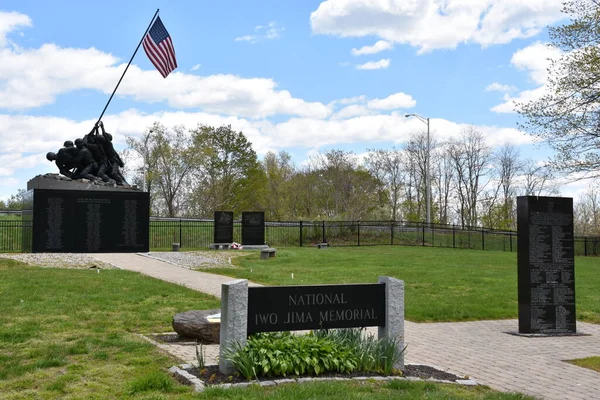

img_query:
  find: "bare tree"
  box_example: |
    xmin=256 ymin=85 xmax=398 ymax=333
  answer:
xmin=484 ymin=144 xmax=524 ymax=229
xmin=447 ymin=126 xmax=492 ymax=228
xmin=432 ymin=144 xmax=454 ymax=224
xmin=405 ymin=130 xmax=438 ymax=222
xmin=365 ymin=146 xmax=405 ymax=220
xmin=126 ymin=123 xmax=197 ymax=217
xmin=574 ymin=182 xmax=600 ymax=235
xmin=521 ymin=160 xmax=559 ymax=196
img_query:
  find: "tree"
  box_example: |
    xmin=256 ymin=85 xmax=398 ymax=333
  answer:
xmin=286 ymin=165 xmax=320 ymax=219
xmin=518 ymin=0 xmax=600 ymax=177
xmin=126 ymin=123 xmax=200 ymax=217
xmin=190 ymin=125 xmax=265 ymax=217
xmin=521 ymin=160 xmax=559 ymax=196
xmin=447 ymin=127 xmax=492 ymax=228
xmin=262 ymin=151 xmax=295 ymax=220
xmin=481 ymin=145 xmax=523 ymax=229
xmin=293 ymin=150 xmax=381 ymax=220
xmin=574 ymin=182 xmax=600 ymax=234
xmin=404 ymin=131 xmax=431 ymax=222
xmin=364 ymin=147 xmax=405 ymax=220
xmin=1 ymin=189 xmax=26 ymax=210
xmin=432 ymin=144 xmax=454 ymax=225
xmin=126 ymin=128 xmax=160 ymax=212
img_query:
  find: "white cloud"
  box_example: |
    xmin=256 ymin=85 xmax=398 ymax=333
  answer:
xmin=491 ymin=42 xmax=563 ymax=113
xmin=510 ymin=42 xmax=561 ymax=84
xmin=334 ymin=95 xmax=367 ymax=105
xmin=352 ymin=40 xmax=393 ymax=56
xmin=331 ymin=104 xmax=376 ymax=119
xmin=485 ymin=82 xmax=517 ymax=92
xmin=368 ymin=92 xmax=415 ymax=110
xmin=235 ymin=35 xmax=254 ymax=43
xmin=356 ymin=58 xmax=390 ymax=70
xmin=191 ymin=64 xmax=201 ymax=71
xmin=0 ymin=42 xmax=331 ymax=119
xmin=235 ymin=21 xmax=284 ymax=43
xmin=0 ymin=107 xmax=534 ymax=199
xmin=0 ymin=11 xmax=31 ymax=48
xmin=310 ymin=0 xmax=565 ymax=54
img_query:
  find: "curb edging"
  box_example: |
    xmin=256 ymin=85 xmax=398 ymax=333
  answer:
xmin=168 ymin=363 xmax=479 ymax=393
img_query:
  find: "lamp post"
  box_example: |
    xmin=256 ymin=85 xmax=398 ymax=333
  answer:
xmin=405 ymin=113 xmax=431 ymax=225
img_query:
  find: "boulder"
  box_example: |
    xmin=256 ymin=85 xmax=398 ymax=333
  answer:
xmin=172 ymin=309 xmax=221 ymax=343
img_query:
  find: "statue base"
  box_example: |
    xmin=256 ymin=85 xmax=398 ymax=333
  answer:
xmin=23 ymin=175 xmax=149 ymax=253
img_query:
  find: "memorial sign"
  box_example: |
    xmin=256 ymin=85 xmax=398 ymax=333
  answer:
xmin=517 ymin=196 xmax=576 ymax=334
xmin=25 ymin=188 xmax=149 ymax=253
xmin=247 ymin=283 xmax=386 ymax=333
xmin=213 ymin=211 xmax=234 ymax=243
xmin=241 ymin=211 xmax=265 ymax=245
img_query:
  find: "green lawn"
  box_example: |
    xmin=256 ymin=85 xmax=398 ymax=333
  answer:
xmin=0 ymin=256 xmax=534 ymax=399
xmin=566 ymin=356 xmax=600 ymax=373
xmin=200 ymin=246 xmax=600 ymax=324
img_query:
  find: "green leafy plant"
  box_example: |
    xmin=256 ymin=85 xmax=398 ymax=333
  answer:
xmin=222 ymin=329 xmax=408 ymax=380
xmin=195 ymin=341 xmax=205 ymax=370
xmin=376 ymin=336 xmax=406 ymax=375
xmin=222 ymin=332 xmax=358 ymax=379
xmin=220 ymin=340 xmax=258 ymax=381
xmin=314 ymin=328 xmax=406 ymax=374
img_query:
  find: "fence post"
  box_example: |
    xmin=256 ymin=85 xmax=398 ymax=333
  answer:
xmin=481 ymin=228 xmax=485 ymax=251
xmin=357 ymin=220 xmax=361 ymax=246
xmin=510 ymin=232 xmax=513 ymax=252
xmin=453 ymin=225 xmax=456 ymax=248
xmin=585 ymin=236 xmax=588 ymax=257
xmin=299 ymin=221 xmax=303 ymax=247
xmin=322 ymin=220 xmax=326 ymax=244
xmin=179 ymin=219 xmax=183 ymax=248
xmin=422 ymin=222 xmax=425 ymax=246
xmin=391 ymin=220 xmax=394 ymax=245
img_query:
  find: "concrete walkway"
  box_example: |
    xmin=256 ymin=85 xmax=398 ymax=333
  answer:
xmin=93 ymin=253 xmax=262 ymax=298
xmin=93 ymin=253 xmax=600 ymax=400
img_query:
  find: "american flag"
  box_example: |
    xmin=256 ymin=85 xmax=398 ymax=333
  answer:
xmin=143 ymin=16 xmax=177 ymax=78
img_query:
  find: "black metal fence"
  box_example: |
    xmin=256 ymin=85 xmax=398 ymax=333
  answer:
xmin=2 ymin=218 xmax=599 ymax=256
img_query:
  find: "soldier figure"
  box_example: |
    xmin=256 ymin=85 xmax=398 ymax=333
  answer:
xmin=47 ymin=122 xmax=127 ymax=185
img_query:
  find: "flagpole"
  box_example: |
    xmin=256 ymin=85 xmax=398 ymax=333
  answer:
xmin=95 ymin=8 xmax=160 ymax=125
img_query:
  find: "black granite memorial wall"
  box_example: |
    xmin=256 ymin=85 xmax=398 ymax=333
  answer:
xmin=247 ymin=283 xmax=386 ymax=334
xmin=24 ymin=188 xmax=149 ymax=253
xmin=213 ymin=211 xmax=234 ymax=243
xmin=241 ymin=211 xmax=265 ymax=246
xmin=517 ymin=196 xmax=576 ymax=334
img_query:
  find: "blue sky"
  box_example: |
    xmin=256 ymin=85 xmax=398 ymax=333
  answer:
xmin=0 ymin=0 xmax=587 ymax=201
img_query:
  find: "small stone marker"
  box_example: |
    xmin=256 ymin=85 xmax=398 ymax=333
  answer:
xmin=213 ymin=211 xmax=234 ymax=244
xmin=241 ymin=211 xmax=265 ymax=246
xmin=219 ymin=279 xmax=248 ymax=375
xmin=378 ymin=276 xmax=404 ymax=368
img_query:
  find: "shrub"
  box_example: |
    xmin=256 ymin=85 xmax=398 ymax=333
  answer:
xmin=222 ymin=332 xmax=358 ymax=379
xmin=222 ymin=329 xmax=406 ymax=380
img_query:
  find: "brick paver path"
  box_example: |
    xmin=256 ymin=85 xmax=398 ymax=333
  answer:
xmin=406 ymin=320 xmax=600 ymax=400
xmin=94 ymin=253 xmax=600 ymax=400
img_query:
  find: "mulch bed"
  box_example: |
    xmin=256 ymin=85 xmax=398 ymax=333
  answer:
xmin=185 ymin=364 xmax=463 ymax=386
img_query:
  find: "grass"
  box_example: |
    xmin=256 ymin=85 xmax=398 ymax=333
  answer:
xmin=195 ymin=380 xmax=534 ymax=399
xmin=0 ymin=256 xmax=534 ymax=399
xmin=0 ymin=258 xmax=219 ymax=398
xmin=200 ymin=246 xmax=600 ymax=324
xmin=566 ymin=356 xmax=600 ymax=372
